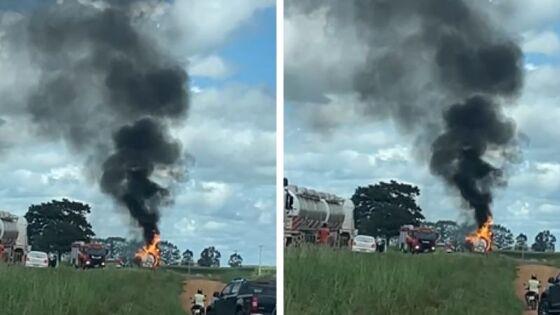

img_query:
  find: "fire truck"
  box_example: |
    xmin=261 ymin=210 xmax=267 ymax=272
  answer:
xmin=0 ymin=211 xmax=29 ymax=263
xmin=284 ymin=178 xmax=356 ymax=247
xmin=71 ymin=241 xmax=108 ymax=269
xmin=399 ymin=225 xmax=439 ymax=254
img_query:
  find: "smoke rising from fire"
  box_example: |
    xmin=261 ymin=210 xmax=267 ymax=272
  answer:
xmin=291 ymin=0 xmax=524 ymax=227
xmin=15 ymin=0 xmax=189 ymax=243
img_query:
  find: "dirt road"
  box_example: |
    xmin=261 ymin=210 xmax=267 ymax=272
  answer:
xmin=516 ymin=264 xmax=560 ymax=315
xmin=181 ymin=278 xmax=226 ymax=313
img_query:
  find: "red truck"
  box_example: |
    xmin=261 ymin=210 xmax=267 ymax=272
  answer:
xmin=399 ymin=225 xmax=439 ymax=254
xmin=70 ymin=241 xmax=107 ymax=269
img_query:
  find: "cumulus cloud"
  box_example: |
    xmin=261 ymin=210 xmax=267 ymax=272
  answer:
xmin=523 ymin=31 xmax=560 ymax=55
xmin=189 ymin=55 xmax=233 ymax=79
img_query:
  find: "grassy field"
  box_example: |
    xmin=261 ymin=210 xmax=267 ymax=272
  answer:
xmin=165 ymin=265 xmax=276 ymax=282
xmin=0 ymin=264 xmax=185 ymax=315
xmin=285 ymin=246 xmax=523 ymax=315
xmin=498 ymin=250 xmax=560 ymax=267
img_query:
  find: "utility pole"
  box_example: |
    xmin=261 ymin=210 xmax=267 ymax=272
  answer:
xmin=258 ymin=245 xmax=263 ymax=276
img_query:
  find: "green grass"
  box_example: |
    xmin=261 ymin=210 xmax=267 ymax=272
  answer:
xmin=497 ymin=250 xmax=560 ymax=267
xmin=164 ymin=265 xmax=276 ymax=283
xmin=285 ymin=246 xmax=523 ymax=315
xmin=0 ymin=264 xmax=186 ymax=315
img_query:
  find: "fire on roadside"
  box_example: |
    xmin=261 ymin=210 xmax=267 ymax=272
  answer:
xmin=465 ymin=217 xmax=493 ymax=253
xmin=134 ymin=233 xmax=161 ymax=269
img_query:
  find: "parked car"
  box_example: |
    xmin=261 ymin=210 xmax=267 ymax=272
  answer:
xmin=539 ymin=277 xmax=560 ymax=314
xmin=351 ymin=235 xmax=377 ymax=253
xmin=25 ymin=251 xmax=48 ymax=268
xmin=208 ymin=278 xmax=276 ymax=315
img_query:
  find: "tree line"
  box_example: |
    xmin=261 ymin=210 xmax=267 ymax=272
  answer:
xmin=24 ymin=199 xmax=244 ymax=267
xmin=352 ymin=181 xmax=557 ymax=252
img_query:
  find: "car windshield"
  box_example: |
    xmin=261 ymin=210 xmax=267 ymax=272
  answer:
xmin=28 ymin=251 xmax=47 ymax=259
xmin=413 ymin=231 xmax=437 ymax=240
xmin=355 ymin=236 xmax=375 ymax=243
xmin=87 ymin=248 xmax=106 ymax=256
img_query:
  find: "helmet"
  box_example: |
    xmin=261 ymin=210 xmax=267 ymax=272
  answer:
xmin=197 ymin=289 xmax=202 ymax=294
xmin=531 ymin=274 xmax=537 ymax=280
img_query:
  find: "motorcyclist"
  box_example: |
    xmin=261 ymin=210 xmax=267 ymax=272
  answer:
xmin=525 ymin=274 xmax=540 ymax=305
xmin=192 ymin=289 xmax=206 ymax=313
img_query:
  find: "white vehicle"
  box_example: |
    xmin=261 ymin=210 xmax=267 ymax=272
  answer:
xmin=351 ymin=235 xmax=377 ymax=253
xmin=284 ymin=178 xmax=356 ymax=247
xmin=0 ymin=211 xmax=29 ymax=263
xmin=25 ymin=251 xmax=48 ymax=268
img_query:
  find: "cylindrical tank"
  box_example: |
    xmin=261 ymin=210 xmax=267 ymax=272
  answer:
xmin=286 ymin=185 xmax=350 ymax=230
xmin=0 ymin=219 xmax=19 ymax=246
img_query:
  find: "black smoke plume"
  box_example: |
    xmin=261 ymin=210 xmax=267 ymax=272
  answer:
xmin=292 ymin=0 xmax=524 ymax=227
xmin=18 ymin=0 xmax=189 ymax=242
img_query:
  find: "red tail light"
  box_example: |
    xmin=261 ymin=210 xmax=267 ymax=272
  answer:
xmin=251 ymin=295 xmax=258 ymax=313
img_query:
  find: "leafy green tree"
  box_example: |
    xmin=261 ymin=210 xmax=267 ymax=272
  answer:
xmin=352 ymin=181 xmax=424 ymax=238
xmin=532 ymin=230 xmax=556 ymax=252
xmin=197 ymin=246 xmax=221 ymax=267
xmin=25 ymin=199 xmax=95 ymax=256
xmin=159 ymin=241 xmax=181 ymax=265
xmin=492 ymin=224 xmax=514 ymax=250
xmin=181 ymin=249 xmax=194 ymax=266
xmin=228 ymin=252 xmax=243 ymax=267
xmin=514 ymin=233 xmax=528 ymax=251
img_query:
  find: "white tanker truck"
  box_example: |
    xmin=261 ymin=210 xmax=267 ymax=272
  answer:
xmin=284 ymin=179 xmax=356 ymax=247
xmin=0 ymin=211 xmax=29 ymax=263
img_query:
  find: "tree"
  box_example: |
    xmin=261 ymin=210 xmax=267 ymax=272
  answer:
xmin=492 ymin=224 xmax=515 ymax=250
xmin=181 ymin=249 xmax=194 ymax=266
xmin=25 ymin=199 xmax=95 ymax=256
xmin=352 ymin=181 xmax=424 ymax=238
xmin=197 ymin=246 xmax=221 ymax=267
xmin=532 ymin=230 xmax=557 ymax=252
xmin=159 ymin=241 xmax=181 ymax=265
xmin=431 ymin=220 xmax=459 ymax=246
xmin=228 ymin=252 xmax=243 ymax=267
xmin=514 ymin=233 xmax=528 ymax=251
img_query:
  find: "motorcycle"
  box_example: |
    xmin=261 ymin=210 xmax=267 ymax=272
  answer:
xmin=191 ymin=300 xmax=206 ymax=315
xmin=526 ymin=290 xmax=538 ymax=310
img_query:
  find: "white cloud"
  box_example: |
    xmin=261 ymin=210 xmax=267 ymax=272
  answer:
xmin=190 ymin=55 xmax=232 ymax=79
xmin=523 ymin=30 xmax=560 ymax=55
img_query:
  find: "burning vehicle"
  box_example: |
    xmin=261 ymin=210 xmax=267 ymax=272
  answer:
xmin=71 ymin=241 xmax=108 ymax=269
xmin=399 ymin=225 xmax=439 ymax=254
xmin=134 ymin=233 xmax=161 ymax=269
xmin=465 ymin=218 xmax=493 ymax=253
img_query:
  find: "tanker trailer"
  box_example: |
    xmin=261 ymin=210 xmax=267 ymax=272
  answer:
xmin=284 ymin=182 xmax=356 ymax=247
xmin=0 ymin=211 xmax=29 ymax=263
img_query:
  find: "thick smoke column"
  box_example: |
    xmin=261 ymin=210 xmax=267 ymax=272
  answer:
xmin=430 ymin=96 xmax=515 ymax=225
xmin=20 ymin=0 xmax=189 ymax=243
xmin=294 ymin=0 xmax=524 ymax=227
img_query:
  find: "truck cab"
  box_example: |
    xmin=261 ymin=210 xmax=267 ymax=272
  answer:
xmin=71 ymin=242 xmax=107 ymax=269
xmin=399 ymin=225 xmax=438 ymax=254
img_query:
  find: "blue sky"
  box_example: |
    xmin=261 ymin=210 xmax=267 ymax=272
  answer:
xmin=193 ymin=7 xmax=276 ymax=92
xmin=0 ymin=0 xmax=276 ymax=266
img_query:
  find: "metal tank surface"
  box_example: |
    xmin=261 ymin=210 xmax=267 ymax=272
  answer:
xmin=285 ymin=184 xmax=356 ymax=246
xmin=0 ymin=211 xmax=20 ymax=246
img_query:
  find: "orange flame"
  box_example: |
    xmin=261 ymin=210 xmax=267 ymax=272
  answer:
xmin=134 ymin=233 xmax=161 ymax=269
xmin=465 ymin=217 xmax=493 ymax=253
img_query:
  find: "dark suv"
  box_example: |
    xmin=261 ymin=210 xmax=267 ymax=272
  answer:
xmin=539 ymin=277 xmax=560 ymax=315
xmin=207 ymin=278 xmax=276 ymax=315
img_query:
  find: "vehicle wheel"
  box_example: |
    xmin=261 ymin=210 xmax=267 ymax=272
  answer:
xmin=539 ymin=301 xmax=549 ymax=315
